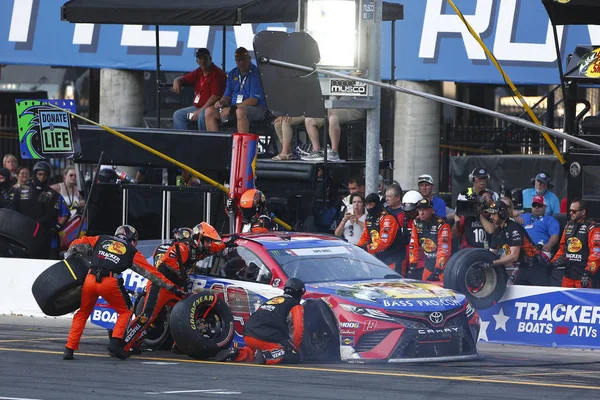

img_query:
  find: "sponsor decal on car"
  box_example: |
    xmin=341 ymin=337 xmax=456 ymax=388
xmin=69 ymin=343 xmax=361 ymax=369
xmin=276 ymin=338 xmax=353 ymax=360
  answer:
xmin=341 ymin=336 xmax=355 ymax=346
xmin=340 ymin=322 xmax=360 ymax=329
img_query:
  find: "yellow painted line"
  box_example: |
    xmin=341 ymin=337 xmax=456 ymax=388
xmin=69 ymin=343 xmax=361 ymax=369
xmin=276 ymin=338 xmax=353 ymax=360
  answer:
xmin=0 ymin=347 xmax=598 ymax=391
xmin=63 ymin=259 xmax=77 ymax=280
xmin=0 ymin=336 xmax=105 ymax=343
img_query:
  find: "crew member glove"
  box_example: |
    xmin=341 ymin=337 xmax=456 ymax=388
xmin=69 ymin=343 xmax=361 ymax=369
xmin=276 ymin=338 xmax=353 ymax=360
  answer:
xmin=226 ymin=197 xmax=235 ymax=213
xmin=480 ymin=262 xmax=494 ymax=269
xmin=406 ymin=264 xmax=418 ymax=279
xmin=51 ymin=223 xmax=63 ymax=233
xmin=225 ymin=234 xmax=239 ymax=248
xmin=173 ymin=288 xmax=187 ymax=299
xmin=581 ymin=270 xmax=593 ymax=288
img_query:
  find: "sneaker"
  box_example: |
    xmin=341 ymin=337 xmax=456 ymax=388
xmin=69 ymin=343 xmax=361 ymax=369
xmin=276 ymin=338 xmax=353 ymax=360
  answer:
xmin=301 ymin=150 xmax=324 ymax=161
xmin=63 ymin=347 xmax=74 ymax=360
xmin=107 ymin=338 xmax=129 ymax=360
xmin=327 ymin=150 xmax=341 ymax=162
xmin=296 ymin=143 xmax=313 ymax=156
xmin=215 ymin=347 xmax=239 ymax=362
xmin=253 ymin=350 xmax=266 ymax=365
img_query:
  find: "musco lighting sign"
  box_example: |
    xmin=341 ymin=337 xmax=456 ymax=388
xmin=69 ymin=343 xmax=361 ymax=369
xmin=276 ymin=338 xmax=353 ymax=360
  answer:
xmin=14 ymin=100 xmax=80 ymax=159
xmin=329 ymin=80 xmax=368 ymax=96
xmin=478 ymin=287 xmax=600 ymax=349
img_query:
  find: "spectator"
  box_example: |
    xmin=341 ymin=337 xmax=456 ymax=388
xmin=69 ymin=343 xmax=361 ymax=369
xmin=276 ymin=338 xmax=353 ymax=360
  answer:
xmin=417 ymin=174 xmax=446 ymax=218
xmin=172 ymin=48 xmax=227 ymax=131
xmin=384 ymin=184 xmax=403 ymax=218
xmin=2 ymin=154 xmax=18 ymax=185
xmin=456 ymin=167 xmax=499 ymax=203
xmin=340 ymin=176 xmax=365 ymax=215
xmin=560 ymin=197 xmax=568 ymax=213
xmin=520 ymin=195 xmax=560 ymax=257
xmin=13 ymin=161 xmax=61 ymax=258
xmin=0 ymin=167 xmax=16 ymax=210
xmin=358 ymin=193 xmax=403 ymax=270
xmin=272 ymin=116 xmax=304 ymax=160
xmin=334 ymin=193 xmax=366 ymax=245
xmin=14 ymin=166 xmax=30 ymax=188
xmin=521 ymin=172 xmax=560 ymax=215
xmin=179 ymin=170 xmax=201 ymax=187
xmin=51 ymin=166 xmax=84 ymax=216
xmin=301 ymin=108 xmax=365 ymax=162
xmin=206 ymin=47 xmax=266 ymax=133
xmin=549 ymin=199 xmax=600 ymax=288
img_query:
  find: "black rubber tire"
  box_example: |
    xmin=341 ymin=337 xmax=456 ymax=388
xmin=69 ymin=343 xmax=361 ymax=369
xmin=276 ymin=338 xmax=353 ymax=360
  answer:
xmin=301 ymin=299 xmax=340 ymax=362
xmin=0 ymin=209 xmax=45 ymax=257
xmin=31 ymin=256 xmax=90 ymax=316
xmin=133 ymin=292 xmax=174 ymax=350
xmin=443 ymin=248 xmax=506 ymax=310
xmin=169 ymin=291 xmax=234 ymax=359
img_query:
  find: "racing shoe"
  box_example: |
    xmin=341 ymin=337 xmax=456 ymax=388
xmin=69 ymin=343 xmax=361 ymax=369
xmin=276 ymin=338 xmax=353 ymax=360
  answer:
xmin=107 ymin=338 xmax=129 ymax=360
xmin=215 ymin=347 xmax=239 ymax=362
xmin=253 ymin=350 xmax=266 ymax=365
xmin=63 ymin=346 xmax=74 ymax=360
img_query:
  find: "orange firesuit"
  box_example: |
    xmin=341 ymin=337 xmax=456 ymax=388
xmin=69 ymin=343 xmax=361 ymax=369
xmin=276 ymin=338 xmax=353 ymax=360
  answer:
xmin=408 ymin=215 xmax=452 ymax=281
xmin=65 ymin=235 xmax=178 ymax=350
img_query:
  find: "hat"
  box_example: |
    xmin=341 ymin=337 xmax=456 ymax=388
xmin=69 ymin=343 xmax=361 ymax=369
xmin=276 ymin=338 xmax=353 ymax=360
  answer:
xmin=195 ymin=48 xmax=211 ymax=58
xmin=418 ymin=174 xmax=434 ymax=185
xmin=532 ymin=195 xmax=546 ymax=206
xmin=416 ymin=198 xmax=433 ymax=209
xmin=378 ymin=174 xmax=384 ymax=183
xmin=365 ymin=193 xmax=381 ymax=205
xmin=235 ymin=47 xmax=250 ymax=57
xmin=473 ymin=168 xmax=489 ymax=179
xmin=534 ymin=172 xmax=549 ymax=184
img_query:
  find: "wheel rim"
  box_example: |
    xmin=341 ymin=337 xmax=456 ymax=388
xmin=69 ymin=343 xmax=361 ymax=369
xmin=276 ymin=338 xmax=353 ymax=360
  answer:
xmin=464 ymin=262 xmax=497 ymax=298
xmin=193 ymin=306 xmax=225 ymax=340
xmin=309 ymin=330 xmax=332 ymax=352
xmin=144 ymin=306 xmax=171 ymax=342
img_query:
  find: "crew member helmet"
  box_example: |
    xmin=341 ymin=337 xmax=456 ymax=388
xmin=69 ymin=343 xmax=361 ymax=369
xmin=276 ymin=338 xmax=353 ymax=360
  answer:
xmin=114 ymin=225 xmax=139 ymax=244
xmin=402 ymin=190 xmax=424 ymax=212
xmin=283 ymin=277 xmax=306 ymax=301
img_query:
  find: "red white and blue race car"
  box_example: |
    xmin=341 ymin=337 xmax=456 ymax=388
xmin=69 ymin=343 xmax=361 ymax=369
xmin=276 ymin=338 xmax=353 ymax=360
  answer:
xmin=92 ymin=232 xmax=480 ymax=363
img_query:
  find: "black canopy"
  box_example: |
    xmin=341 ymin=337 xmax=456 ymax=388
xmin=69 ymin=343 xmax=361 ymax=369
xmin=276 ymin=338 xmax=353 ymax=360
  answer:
xmin=61 ymin=0 xmax=403 ymax=25
xmin=542 ymin=0 xmax=600 ymax=26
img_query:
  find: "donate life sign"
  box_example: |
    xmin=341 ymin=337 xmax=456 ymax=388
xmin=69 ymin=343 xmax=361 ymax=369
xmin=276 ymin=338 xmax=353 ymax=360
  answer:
xmin=478 ymin=286 xmax=600 ymax=349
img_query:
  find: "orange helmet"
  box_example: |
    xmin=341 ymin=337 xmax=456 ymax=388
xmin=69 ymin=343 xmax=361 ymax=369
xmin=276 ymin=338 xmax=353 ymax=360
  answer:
xmin=192 ymin=222 xmax=222 ymax=246
xmin=239 ymin=189 xmax=266 ymax=221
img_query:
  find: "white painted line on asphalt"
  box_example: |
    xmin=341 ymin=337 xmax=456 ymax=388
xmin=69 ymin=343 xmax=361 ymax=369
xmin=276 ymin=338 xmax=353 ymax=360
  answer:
xmin=0 ymin=397 xmax=44 ymax=400
xmin=145 ymin=389 xmax=242 ymax=395
xmin=141 ymin=361 xmax=180 ymax=365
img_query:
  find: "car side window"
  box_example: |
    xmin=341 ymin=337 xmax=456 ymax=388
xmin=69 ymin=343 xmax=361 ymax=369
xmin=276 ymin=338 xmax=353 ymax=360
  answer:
xmin=235 ymin=247 xmax=273 ymax=284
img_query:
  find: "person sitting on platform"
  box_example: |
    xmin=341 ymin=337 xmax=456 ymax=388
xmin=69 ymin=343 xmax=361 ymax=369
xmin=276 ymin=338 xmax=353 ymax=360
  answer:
xmin=172 ymin=48 xmax=226 ymax=131
xmin=205 ymin=47 xmax=266 ymax=133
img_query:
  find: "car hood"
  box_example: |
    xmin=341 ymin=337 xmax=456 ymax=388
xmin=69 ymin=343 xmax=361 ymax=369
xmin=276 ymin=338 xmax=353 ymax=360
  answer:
xmin=308 ymin=279 xmax=466 ymax=312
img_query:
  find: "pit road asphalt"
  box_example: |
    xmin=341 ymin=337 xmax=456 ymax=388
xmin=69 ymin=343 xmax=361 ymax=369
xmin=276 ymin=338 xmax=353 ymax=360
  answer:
xmin=0 ymin=315 xmax=598 ymax=400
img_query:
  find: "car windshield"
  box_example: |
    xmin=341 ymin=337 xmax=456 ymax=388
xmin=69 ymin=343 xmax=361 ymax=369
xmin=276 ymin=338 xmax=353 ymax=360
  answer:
xmin=268 ymin=245 xmax=401 ymax=283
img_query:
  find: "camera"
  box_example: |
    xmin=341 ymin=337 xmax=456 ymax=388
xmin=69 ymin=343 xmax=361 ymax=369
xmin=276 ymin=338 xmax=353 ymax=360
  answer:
xmin=455 ymin=198 xmax=480 ymax=217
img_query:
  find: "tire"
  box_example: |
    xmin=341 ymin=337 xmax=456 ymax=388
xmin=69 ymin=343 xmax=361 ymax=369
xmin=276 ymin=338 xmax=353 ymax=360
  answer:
xmin=301 ymin=299 xmax=340 ymax=362
xmin=133 ymin=292 xmax=174 ymax=350
xmin=169 ymin=291 xmax=234 ymax=359
xmin=0 ymin=209 xmax=45 ymax=257
xmin=31 ymin=256 xmax=90 ymax=316
xmin=443 ymin=248 xmax=506 ymax=310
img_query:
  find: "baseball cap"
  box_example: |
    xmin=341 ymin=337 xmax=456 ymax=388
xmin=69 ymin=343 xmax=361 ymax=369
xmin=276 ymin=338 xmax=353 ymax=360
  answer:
xmin=235 ymin=47 xmax=250 ymax=58
xmin=418 ymin=174 xmax=434 ymax=185
xmin=195 ymin=48 xmax=211 ymax=58
xmin=473 ymin=168 xmax=490 ymax=179
xmin=534 ymin=172 xmax=549 ymax=184
xmin=416 ymin=198 xmax=433 ymax=209
xmin=532 ymin=195 xmax=546 ymax=206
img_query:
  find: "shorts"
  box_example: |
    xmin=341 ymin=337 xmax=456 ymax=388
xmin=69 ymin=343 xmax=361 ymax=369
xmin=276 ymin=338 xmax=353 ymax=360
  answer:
xmin=238 ymin=105 xmax=265 ymax=123
xmin=312 ymin=109 xmax=365 ymax=128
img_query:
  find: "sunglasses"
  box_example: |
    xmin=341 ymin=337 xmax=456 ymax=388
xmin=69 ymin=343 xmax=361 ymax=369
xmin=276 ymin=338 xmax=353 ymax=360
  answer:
xmin=532 ymin=203 xmax=544 ymax=208
xmin=569 ymin=209 xmax=582 ymax=213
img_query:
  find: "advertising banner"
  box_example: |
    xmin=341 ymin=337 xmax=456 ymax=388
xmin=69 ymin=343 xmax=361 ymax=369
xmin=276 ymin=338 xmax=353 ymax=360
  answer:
xmin=2 ymin=1 xmax=600 ymax=84
xmin=478 ymin=286 xmax=600 ymax=349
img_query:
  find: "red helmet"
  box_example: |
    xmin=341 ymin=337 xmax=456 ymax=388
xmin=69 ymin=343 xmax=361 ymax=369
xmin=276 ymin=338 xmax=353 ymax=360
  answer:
xmin=239 ymin=189 xmax=266 ymax=221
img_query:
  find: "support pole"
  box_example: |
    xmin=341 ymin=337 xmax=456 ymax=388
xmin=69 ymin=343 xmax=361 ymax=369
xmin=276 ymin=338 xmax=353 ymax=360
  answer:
xmin=155 ymin=25 xmax=161 ymax=128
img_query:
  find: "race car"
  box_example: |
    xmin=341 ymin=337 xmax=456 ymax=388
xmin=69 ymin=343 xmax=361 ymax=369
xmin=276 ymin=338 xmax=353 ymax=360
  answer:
xmin=93 ymin=232 xmax=480 ymax=363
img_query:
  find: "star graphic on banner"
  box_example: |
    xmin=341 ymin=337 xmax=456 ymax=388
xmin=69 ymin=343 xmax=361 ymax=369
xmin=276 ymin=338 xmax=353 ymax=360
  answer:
xmin=493 ymin=307 xmax=510 ymax=332
xmin=478 ymin=318 xmax=489 ymax=342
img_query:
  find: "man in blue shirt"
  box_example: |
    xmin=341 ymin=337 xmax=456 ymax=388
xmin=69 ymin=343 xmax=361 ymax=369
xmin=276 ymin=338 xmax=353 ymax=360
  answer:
xmin=520 ymin=195 xmax=560 ymax=256
xmin=205 ymin=47 xmax=265 ymax=133
xmin=522 ymin=172 xmax=560 ymax=215
xmin=418 ymin=174 xmax=446 ymax=218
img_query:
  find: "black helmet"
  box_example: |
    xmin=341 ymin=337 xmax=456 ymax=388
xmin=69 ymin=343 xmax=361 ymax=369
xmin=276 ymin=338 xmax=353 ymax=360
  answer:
xmin=172 ymin=227 xmax=193 ymax=242
xmin=283 ymin=277 xmax=306 ymax=301
xmin=32 ymin=161 xmax=51 ymax=175
xmin=114 ymin=225 xmax=139 ymax=244
xmin=485 ymin=201 xmax=509 ymax=220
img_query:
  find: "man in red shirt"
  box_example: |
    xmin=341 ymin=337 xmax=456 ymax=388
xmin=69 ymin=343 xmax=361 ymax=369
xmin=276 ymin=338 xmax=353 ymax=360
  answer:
xmin=172 ymin=48 xmax=227 ymax=131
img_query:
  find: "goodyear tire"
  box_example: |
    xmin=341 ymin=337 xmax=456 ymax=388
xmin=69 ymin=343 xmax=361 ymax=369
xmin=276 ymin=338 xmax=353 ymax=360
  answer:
xmin=301 ymin=299 xmax=340 ymax=361
xmin=31 ymin=256 xmax=90 ymax=316
xmin=169 ymin=291 xmax=234 ymax=359
xmin=0 ymin=209 xmax=44 ymax=257
xmin=443 ymin=248 xmax=506 ymax=310
xmin=133 ymin=292 xmax=174 ymax=350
